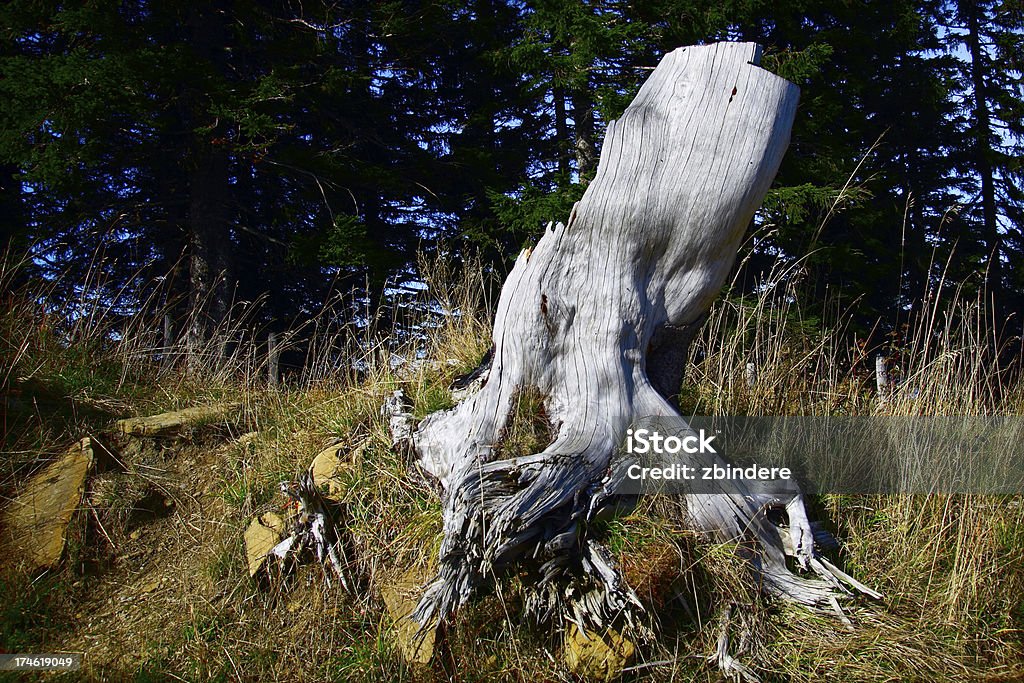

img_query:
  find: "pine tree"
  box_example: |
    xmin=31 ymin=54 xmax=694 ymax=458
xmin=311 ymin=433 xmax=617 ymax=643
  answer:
xmin=725 ymin=2 xmax=967 ymax=333
xmin=940 ymin=0 xmax=1024 ymax=319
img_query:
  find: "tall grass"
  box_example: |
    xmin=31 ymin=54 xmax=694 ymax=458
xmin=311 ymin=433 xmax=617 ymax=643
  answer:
xmin=688 ymin=246 xmax=1021 ymax=418
xmin=1 ymin=238 xmax=1022 ymax=681
xmin=683 ymin=246 xmax=1023 ymax=678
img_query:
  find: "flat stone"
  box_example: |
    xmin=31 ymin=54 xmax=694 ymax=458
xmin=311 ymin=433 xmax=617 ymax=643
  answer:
xmin=1 ymin=437 xmax=94 ymax=571
xmin=308 ymin=444 xmax=350 ymax=500
xmin=139 ymin=575 xmax=161 ymax=593
xmin=382 ymin=566 xmax=436 ymax=667
xmin=244 ymin=512 xmax=285 ymax=578
xmin=116 ymin=403 xmax=241 ymax=437
xmin=563 ymin=624 xmax=636 ymax=681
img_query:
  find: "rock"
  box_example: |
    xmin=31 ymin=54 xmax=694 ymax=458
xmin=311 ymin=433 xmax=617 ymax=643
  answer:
xmin=0 ymin=437 xmax=95 ymax=571
xmin=382 ymin=566 xmax=436 ymax=667
xmin=244 ymin=512 xmax=285 ymax=578
xmin=116 ymin=403 xmax=241 ymax=437
xmin=563 ymin=624 xmax=636 ymax=681
xmin=139 ymin=575 xmax=161 ymax=593
xmin=308 ymin=444 xmax=350 ymax=500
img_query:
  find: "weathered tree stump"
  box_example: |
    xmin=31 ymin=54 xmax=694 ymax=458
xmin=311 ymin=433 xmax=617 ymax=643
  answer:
xmin=403 ymin=42 xmax=871 ymax=639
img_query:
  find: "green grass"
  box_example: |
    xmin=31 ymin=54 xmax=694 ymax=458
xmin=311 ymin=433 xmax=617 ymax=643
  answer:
xmin=412 ymin=377 xmax=455 ymax=420
xmin=492 ymin=385 xmax=554 ymax=459
xmin=1 ymin=251 xmax=1023 ymax=681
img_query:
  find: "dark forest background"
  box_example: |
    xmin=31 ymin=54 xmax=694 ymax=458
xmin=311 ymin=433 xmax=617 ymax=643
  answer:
xmin=1 ymin=0 xmax=1022 ymax=367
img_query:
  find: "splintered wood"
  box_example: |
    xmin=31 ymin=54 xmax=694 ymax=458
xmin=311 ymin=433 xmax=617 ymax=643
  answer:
xmin=395 ymin=43 xmax=876 ymax=665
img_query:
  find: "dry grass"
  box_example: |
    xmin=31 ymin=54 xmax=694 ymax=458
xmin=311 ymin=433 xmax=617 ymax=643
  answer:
xmin=1 ymin=244 xmax=1022 ymax=682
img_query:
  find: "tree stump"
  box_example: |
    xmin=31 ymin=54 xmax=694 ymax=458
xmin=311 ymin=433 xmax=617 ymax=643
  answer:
xmin=405 ymin=42 xmax=870 ymax=636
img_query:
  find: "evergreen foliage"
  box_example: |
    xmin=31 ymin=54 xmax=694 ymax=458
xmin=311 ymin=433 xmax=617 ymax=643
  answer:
xmin=0 ymin=1 xmax=1020 ymax=353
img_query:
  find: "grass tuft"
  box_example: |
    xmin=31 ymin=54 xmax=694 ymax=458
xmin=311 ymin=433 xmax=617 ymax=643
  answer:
xmin=0 ymin=244 xmax=1022 ymax=681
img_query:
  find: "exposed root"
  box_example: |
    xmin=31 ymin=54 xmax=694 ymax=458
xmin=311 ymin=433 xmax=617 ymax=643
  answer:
xmin=382 ymin=390 xmax=414 ymax=453
xmin=407 ymin=414 xmax=879 ymax=651
xmin=271 ymin=472 xmax=354 ymax=591
xmin=411 ymin=449 xmax=612 ymax=629
xmin=687 ymin=490 xmax=880 ymax=609
xmin=710 ymin=604 xmax=762 ymax=683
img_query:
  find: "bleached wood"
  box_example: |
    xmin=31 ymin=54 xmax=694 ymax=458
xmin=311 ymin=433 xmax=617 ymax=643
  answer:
xmin=268 ymin=331 xmax=279 ymax=387
xmin=116 ymin=403 xmax=241 ymax=436
xmin=875 ymin=354 xmax=889 ymax=401
xmin=162 ymin=314 xmax=174 ymax=367
xmin=405 ymin=42 xmax=872 ymax=635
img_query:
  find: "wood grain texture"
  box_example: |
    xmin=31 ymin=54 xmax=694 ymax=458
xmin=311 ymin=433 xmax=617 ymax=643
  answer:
xmin=404 ymin=42 xmax=872 ymax=635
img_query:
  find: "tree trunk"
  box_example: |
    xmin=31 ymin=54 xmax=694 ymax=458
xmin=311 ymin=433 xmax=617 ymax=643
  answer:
xmin=963 ymin=0 xmax=1001 ymax=309
xmin=406 ymin=43 xmax=869 ymax=635
xmin=185 ymin=143 xmax=231 ymax=368
xmin=571 ymin=88 xmax=597 ymax=179
xmin=0 ymin=163 xmax=25 ymax=255
xmin=183 ymin=5 xmax=234 ymax=369
xmin=0 ymin=162 xmax=30 ymax=291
